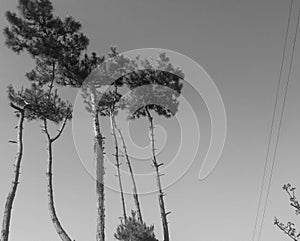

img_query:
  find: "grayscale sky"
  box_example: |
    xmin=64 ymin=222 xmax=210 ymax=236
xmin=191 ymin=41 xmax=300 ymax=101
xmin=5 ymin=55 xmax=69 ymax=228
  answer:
xmin=0 ymin=0 xmax=300 ymax=241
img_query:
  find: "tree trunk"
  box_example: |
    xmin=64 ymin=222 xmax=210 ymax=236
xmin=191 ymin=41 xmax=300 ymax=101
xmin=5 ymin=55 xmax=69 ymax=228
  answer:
xmin=114 ymin=119 xmax=143 ymax=224
xmin=0 ymin=108 xmax=25 ymax=241
xmin=93 ymin=110 xmax=105 ymax=241
xmin=46 ymin=138 xmax=72 ymax=241
xmin=110 ymin=114 xmax=127 ymax=221
xmin=145 ymin=107 xmax=170 ymax=241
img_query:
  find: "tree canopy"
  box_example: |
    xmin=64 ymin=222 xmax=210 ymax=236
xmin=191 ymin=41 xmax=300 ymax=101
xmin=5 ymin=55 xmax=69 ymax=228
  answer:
xmin=115 ymin=211 xmax=158 ymax=241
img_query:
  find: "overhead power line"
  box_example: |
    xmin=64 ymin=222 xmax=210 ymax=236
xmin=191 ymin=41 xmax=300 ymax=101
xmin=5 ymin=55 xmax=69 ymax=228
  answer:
xmin=251 ymin=1 xmax=300 ymax=241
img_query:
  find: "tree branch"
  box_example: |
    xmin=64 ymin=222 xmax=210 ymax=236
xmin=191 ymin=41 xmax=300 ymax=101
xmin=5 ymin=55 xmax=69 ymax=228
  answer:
xmin=10 ymin=102 xmax=24 ymax=112
xmin=274 ymin=218 xmax=299 ymax=241
xmin=51 ymin=114 xmax=70 ymax=142
xmin=47 ymin=62 xmax=56 ymax=98
xmin=283 ymin=184 xmax=300 ymax=214
xmin=43 ymin=118 xmax=51 ymax=141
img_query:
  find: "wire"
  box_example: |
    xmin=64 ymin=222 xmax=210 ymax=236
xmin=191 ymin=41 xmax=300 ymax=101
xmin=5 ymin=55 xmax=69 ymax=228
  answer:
xmin=257 ymin=8 xmax=300 ymax=241
xmin=251 ymin=1 xmax=295 ymax=241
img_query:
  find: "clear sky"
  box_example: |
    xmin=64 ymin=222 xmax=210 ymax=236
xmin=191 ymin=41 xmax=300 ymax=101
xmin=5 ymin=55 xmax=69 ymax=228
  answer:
xmin=0 ymin=0 xmax=300 ymax=241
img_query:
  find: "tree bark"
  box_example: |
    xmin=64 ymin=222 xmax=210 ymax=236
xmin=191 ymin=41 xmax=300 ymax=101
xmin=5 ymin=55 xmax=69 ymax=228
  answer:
xmin=145 ymin=107 xmax=170 ymax=241
xmin=93 ymin=110 xmax=105 ymax=241
xmin=44 ymin=119 xmax=72 ymax=241
xmin=114 ymin=118 xmax=143 ymax=224
xmin=0 ymin=107 xmax=25 ymax=241
xmin=110 ymin=114 xmax=127 ymax=221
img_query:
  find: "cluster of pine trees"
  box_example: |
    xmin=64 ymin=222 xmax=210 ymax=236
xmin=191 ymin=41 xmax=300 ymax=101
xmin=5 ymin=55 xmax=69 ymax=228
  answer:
xmin=0 ymin=1 xmax=185 ymax=241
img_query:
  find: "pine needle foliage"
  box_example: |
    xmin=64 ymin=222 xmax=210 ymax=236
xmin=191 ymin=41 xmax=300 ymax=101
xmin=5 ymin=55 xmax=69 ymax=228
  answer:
xmin=114 ymin=211 xmax=158 ymax=241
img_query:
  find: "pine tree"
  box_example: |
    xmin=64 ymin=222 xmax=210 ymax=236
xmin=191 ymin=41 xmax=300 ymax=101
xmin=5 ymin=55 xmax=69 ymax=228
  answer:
xmin=97 ymin=89 xmax=128 ymax=221
xmin=6 ymin=83 xmax=73 ymax=241
xmin=122 ymin=53 xmax=184 ymax=241
xmin=107 ymin=49 xmax=143 ymax=223
xmin=114 ymin=211 xmax=158 ymax=241
xmin=2 ymin=0 xmax=95 ymax=240
xmin=111 ymin=110 xmax=128 ymax=222
xmin=115 ymin=122 xmax=144 ymax=224
xmin=0 ymin=87 xmax=31 ymax=241
xmin=82 ymin=46 xmax=137 ymax=241
xmin=92 ymin=58 xmax=145 ymax=223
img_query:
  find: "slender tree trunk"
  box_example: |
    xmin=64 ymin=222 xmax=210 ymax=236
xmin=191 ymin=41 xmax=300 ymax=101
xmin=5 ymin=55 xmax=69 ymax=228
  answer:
xmin=114 ymin=119 xmax=143 ymax=224
xmin=145 ymin=107 xmax=170 ymax=241
xmin=42 ymin=63 xmax=72 ymax=241
xmin=110 ymin=114 xmax=127 ymax=221
xmin=0 ymin=107 xmax=25 ymax=241
xmin=46 ymin=63 xmax=72 ymax=241
xmin=93 ymin=109 xmax=105 ymax=241
xmin=45 ymin=125 xmax=72 ymax=241
xmin=89 ymin=90 xmax=105 ymax=241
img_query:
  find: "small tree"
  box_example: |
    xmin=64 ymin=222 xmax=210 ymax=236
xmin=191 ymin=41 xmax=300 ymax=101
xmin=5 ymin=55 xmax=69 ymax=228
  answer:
xmin=274 ymin=184 xmax=300 ymax=240
xmin=114 ymin=211 xmax=158 ymax=241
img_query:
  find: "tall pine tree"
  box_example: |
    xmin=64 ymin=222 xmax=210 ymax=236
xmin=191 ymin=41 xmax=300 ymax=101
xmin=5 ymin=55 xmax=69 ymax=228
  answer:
xmin=0 ymin=88 xmax=31 ymax=241
xmin=82 ymin=46 xmax=137 ymax=241
xmin=6 ymin=83 xmax=73 ymax=241
xmin=115 ymin=119 xmax=144 ymax=224
xmin=2 ymin=0 xmax=98 ymax=240
xmin=122 ymin=53 xmax=184 ymax=241
xmin=97 ymin=89 xmax=128 ymax=222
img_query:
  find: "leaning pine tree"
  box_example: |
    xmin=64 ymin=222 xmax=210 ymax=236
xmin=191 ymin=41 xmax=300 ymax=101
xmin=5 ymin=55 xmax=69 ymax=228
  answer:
xmin=115 ymin=118 xmax=144 ymax=224
xmin=107 ymin=49 xmax=144 ymax=223
xmin=97 ymin=90 xmax=128 ymax=221
xmin=123 ymin=53 xmax=184 ymax=241
xmin=0 ymin=87 xmax=32 ymax=241
xmin=82 ymin=46 xmax=138 ymax=241
xmin=93 ymin=60 xmax=144 ymax=223
xmin=94 ymin=83 xmax=145 ymax=225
